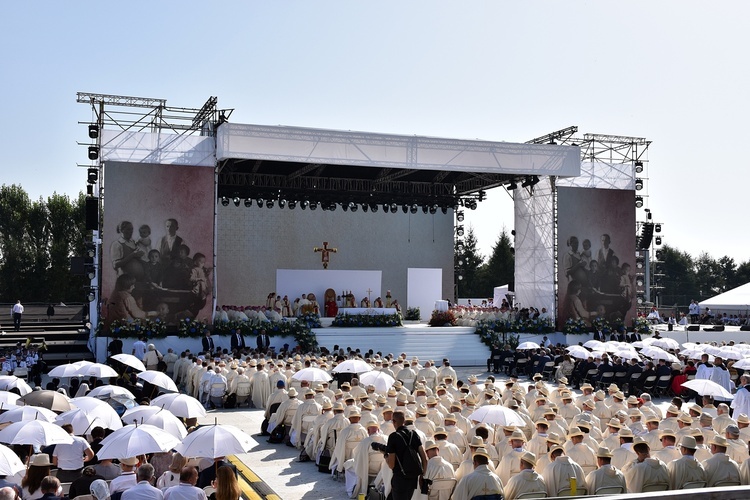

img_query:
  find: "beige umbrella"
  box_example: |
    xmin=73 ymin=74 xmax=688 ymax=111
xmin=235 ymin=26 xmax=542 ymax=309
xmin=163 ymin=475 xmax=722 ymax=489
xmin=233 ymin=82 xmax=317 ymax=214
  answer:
xmin=18 ymin=390 xmax=72 ymax=412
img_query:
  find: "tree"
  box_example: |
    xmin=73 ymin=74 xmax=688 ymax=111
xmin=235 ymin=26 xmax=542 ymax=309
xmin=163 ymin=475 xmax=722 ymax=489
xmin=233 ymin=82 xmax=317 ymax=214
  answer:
xmin=657 ymin=245 xmax=698 ymax=306
xmin=695 ymin=252 xmax=724 ymax=299
xmin=476 ymin=228 xmax=515 ymax=297
xmin=455 ymin=226 xmax=485 ymax=299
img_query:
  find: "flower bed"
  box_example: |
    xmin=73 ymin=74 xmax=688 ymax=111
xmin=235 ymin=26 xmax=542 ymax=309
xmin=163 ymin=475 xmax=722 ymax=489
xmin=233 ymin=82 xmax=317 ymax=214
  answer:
xmin=331 ymin=313 xmax=403 ymax=327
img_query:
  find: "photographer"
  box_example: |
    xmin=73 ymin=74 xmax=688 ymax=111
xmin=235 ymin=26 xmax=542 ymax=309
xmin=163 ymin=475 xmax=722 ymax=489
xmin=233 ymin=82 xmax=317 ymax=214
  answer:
xmin=375 ymin=410 xmax=427 ymax=500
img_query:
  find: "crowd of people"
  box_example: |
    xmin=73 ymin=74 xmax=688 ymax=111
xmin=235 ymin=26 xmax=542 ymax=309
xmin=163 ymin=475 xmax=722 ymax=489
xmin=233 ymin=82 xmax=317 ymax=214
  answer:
xmin=158 ymin=333 xmax=750 ymax=499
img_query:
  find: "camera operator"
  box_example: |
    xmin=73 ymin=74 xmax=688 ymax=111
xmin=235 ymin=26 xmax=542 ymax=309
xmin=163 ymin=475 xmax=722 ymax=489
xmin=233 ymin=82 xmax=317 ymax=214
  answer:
xmin=373 ymin=410 xmax=427 ymax=499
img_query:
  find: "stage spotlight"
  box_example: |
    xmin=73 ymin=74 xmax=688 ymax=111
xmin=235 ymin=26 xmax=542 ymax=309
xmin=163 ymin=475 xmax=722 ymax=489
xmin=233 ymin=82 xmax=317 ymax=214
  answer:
xmin=402 ymin=204 xmax=408 ymax=213
xmin=467 ymin=200 xmax=478 ymax=210
xmin=383 ymin=204 xmax=390 ymax=213
xmin=390 ymin=203 xmax=397 ymax=213
xmin=370 ymin=204 xmax=378 ymax=213
xmin=478 ymin=190 xmax=486 ymax=201
xmin=87 ymin=168 xmax=98 ymax=184
xmin=278 ymin=199 xmax=286 ymax=208
xmin=456 ymin=211 xmax=465 ymax=222
xmin=456 ymin=241 xmax=465 ymax=252
xmin=300 ymin=200 xmax=308 ymax=210
xmin=655 ymin=236 xmax=662 ymax=245
xmin=342 ymin=203 xmax=349 ymax=212
xmin=635 ymin=161 xmax=644 ymax=173
xmin=456 ymin=225 xmax=464 ymax=237
xmin=521 ymin=176 xmax=533 ymax=188
xmin=422 ymin=206 xmax=428 ymax=214
xmin=244 ymin=198 xmax=252 ymax=208
xmin=530 ymin=175 xmax=540 ymax=186
xmin=88 ymin=146 xmax=99 ymax=160
xmin=233 ymin=196 xmax=240 ymax=207
xmin=636 ymin=257 xmax=644 ymax=269
xmin=636 ymin=276 xmax=644 ymax=287
xmin=88 ymin=125 xmax=99 ymax=139
xmin=266 ymin=200 xmax=274 ymax=208
xmin=86 ymin=288 xmax=97 ymax=302
xmin=655 ymin=224 xmax=662 ymax=233
xmin=635 ymin=196 xmax=643 ymax=208
xmin=350 ymin=203 xmax=358 ymax=212
xmin=310 ymin=201 xmax=318 ymax=210
xmin=635 ymin=178 xmax=644 ymax=190
xmin=637 ymin=294 xmax=645 ymax=305
xmin=221 ymin=197 xmax=229 ymax=207
xmin=507 ymin=180 xmax=518 ymax=190
xmin=441 ymin=207 xmax=448 ymax=214
xmin=656 ymin=250 xmax=664 ymax=260
xmin=329 ymin=202 xmax=337 ymax=211
xmin=256 ymin=199 xmax=263 ymax=208
xmin=410 ymin=204 xmax=418 ymax=214
xmin=288 ymin=200 xmax=296 ymax=209
xmin=362 ymin=204 xmax=369 ymax=212
xmin=429 ymin=205 xmax=437 ymax=214
xmin=86 ymin=185 xmax=93 ymax=196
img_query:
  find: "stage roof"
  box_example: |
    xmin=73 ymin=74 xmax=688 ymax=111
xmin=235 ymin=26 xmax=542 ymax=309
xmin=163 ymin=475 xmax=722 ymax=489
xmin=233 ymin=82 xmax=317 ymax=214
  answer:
xmin=215 ymin=123 xmax=580 ymax=208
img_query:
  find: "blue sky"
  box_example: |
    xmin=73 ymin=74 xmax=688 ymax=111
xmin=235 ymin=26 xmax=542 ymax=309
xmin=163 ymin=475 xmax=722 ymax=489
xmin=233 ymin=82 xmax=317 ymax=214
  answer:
xmin=2 ymin=1 xmax=748 ymax=263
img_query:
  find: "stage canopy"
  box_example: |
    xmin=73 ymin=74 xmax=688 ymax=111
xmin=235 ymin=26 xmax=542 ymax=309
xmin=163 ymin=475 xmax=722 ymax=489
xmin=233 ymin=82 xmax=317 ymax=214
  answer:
xmin=215 ymin=123 xmax=581 ymax=209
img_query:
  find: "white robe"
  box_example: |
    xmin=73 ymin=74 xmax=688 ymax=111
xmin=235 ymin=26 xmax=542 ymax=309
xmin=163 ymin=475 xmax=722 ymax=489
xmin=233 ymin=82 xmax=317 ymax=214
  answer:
xmin=330 ymin=423 xmax=367 ymax=472
xmin=250 ymin=370 xmax=271 ymax=409
xmin=345 ymin=432 xmax=387 ymax=498
xmin=452 ymin=464 xmax=503 ymax=500
xmin=504 ymin=468 xmax=547 ymax=500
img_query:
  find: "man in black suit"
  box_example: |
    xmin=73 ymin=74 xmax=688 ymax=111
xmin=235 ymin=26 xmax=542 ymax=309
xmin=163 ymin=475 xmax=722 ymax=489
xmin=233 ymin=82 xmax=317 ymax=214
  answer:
xmin=201 ymin=330 xmax=215 ymax=353
xmin=256 ymin=329 xmax=270 ymax=354
xmin=230 ymin=330 xmax=245 ymax=353
xmin=197 ymin=458 xmax=237 ymax=488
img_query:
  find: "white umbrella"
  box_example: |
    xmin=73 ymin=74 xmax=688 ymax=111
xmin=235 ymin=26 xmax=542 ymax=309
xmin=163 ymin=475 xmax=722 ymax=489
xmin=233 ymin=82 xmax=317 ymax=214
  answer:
xmin=151 ymin=394 xmax=207 ymax=418
xmin=55 ymin=408 xmax=106 ymax=435
xmin=732 ymin=359 xmax=750 ymax=370
xmin=718 ymin=347 xmax=742 ymax=360
xmin=0 ymin=443 xmax=25 ymax=476
xmin=69 ymin=397 xmax=124 ymax=431
xmin=0 ymin=393 xmax=20 ymax=406
xmin=136 ymin=371 xmax=178 ymax=392
xmin=96 ymin=424 xmax=181 ymax=460
xmin=682 ymin=342 xmax=699 ymax=349
xmin=173 ymin=422 xmax=255 ymax=459
xmin=331 ymin=359 xmax=373 ymax=374
xmin=0 ymin=406 xmax=57 ymax=424
xmin=291 ymin=367 xmax=332 ymax=383
xmin=583 ymin=340 xmax=604 ymax=349
xmin=122 ymin=405 xmax=163 ymax=425
xmin=0 ymin=376 xmax=32 ymax=396
xmin=681 ymin=379 xmax=734 ymax=400
xmin=652 ymin=338 xmax=680 ymax=350
xmin=467 ymin=406 xmax=526 ymax=427
xmin=78 ymin=363 xmax=119 ymax=379
xmin=704 ymin=346 xmax=722 ymax=356
xmin=358 ymin=371 xmax=395 ymax=392
xmin=516 ymin=342 xmax=540 ymax=350
xmin=566 ymin=346 xmax=591 ymax=360
xmin=144 ymin=410 xmax=187 ymax=440
xmin=49 ymin=361 xmax=92 ymax=378
xmin=110 ymin=354 xmax=146 ymax=372
xmin=87 ymin=385 xmax=136 ymax=400
xmin=0 ymin=420 xmax=73 ymax=447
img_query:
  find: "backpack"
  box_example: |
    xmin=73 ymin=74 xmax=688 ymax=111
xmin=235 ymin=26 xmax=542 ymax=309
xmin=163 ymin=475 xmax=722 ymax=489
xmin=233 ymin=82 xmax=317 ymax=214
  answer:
xmin=267 ymin=424 xmax=285 ymax=444
xmin=395 ymin=429 xmax=422 ymax=478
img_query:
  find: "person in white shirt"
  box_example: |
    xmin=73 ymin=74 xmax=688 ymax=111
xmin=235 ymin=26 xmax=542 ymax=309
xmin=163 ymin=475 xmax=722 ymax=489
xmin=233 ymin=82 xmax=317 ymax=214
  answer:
xmin=122 ymin=464 xmax=163 ymax=500
xmin=163 ymin=467 xmax=207 ymax=500
xmin=52 ymin=424 xmax=94 ymax=482
xmin=110 ymin=457 xmax=139 ymax=493
xmin=131 ymin=337 xmax=147 ymax=360
xmin=11 ymin=301 xmax=23 ymax=331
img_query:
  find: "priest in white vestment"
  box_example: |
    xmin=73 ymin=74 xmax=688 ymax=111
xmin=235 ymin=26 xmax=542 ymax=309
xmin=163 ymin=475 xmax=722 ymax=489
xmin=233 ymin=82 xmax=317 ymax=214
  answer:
xmin=290 ymin=389 xmax=322 ymax=449
xmin=421 ymin=439 xmax=456 ymax=500
xmin=451 ymin=447 xmax=503 ymax=500
xmin=504 ymin=452 xmax=546 ymax=500
xmin=345 ymin=416 xmax=387 ymax=499
xmin=330 ymin=407 xmax=368 ymax=473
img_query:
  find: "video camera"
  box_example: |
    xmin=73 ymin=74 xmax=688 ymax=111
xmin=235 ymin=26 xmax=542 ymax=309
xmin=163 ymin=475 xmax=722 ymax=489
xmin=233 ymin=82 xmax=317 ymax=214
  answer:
xmin=371 ymin=442 xmax=388 ymax=453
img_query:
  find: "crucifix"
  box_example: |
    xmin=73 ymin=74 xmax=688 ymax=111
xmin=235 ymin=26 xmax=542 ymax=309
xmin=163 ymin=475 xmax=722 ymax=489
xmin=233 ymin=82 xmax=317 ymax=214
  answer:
xmin=366 ymin=288 xmax=373 ymax=305
xmin=313 ymin=241 xmax=337 ymax=269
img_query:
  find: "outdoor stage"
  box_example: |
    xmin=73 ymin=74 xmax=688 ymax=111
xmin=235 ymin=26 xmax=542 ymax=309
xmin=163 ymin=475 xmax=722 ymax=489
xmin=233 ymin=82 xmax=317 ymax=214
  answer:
xmin=91 ymin=323 xmax=491 ymax=366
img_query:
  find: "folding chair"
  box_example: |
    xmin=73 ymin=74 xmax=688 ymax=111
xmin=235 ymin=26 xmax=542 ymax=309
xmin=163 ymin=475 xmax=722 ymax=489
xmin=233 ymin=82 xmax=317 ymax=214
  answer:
xmin=598 ymin=372 xmax=615 ymax=391
xmin=641 ymin=375 xmax=657 ymax=393
xmin=681 ymin=481 xmax=706 ymax=489
xmin=654 ymin=375 xmax=672 ymax=396
xmin=595 ymin=485 xmax=624 ymax=495
xmin=641 ymin=482 xmax=669 ymax=492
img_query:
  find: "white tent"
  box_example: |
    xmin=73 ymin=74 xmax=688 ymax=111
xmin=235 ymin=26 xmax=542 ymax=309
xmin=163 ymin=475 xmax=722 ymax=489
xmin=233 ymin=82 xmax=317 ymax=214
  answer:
xmin=699 ymin=282 xmax=750 ymax=314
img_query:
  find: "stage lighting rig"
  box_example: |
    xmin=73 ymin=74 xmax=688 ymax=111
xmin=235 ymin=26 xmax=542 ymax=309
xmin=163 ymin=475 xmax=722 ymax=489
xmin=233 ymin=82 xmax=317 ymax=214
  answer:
xmin=87 ymin=168 xmax=98 ymax=184
xmin=233 ymin=196 xmax=240 ymax=207
xmin=221 ymin=197 xmax=229 ymax=206
xmin=635 ymin=196 xmax=643 ymax=208
xmin=244 ymin=198 xmax=252 ymax=208
xmin=635 ymin=161 xmax=644 ymax=173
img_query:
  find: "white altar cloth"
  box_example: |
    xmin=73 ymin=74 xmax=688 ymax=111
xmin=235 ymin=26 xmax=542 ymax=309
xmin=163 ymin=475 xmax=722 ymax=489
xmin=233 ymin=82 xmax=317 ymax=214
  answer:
xmin=339 ymin=308 xmax=397 ymax=316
